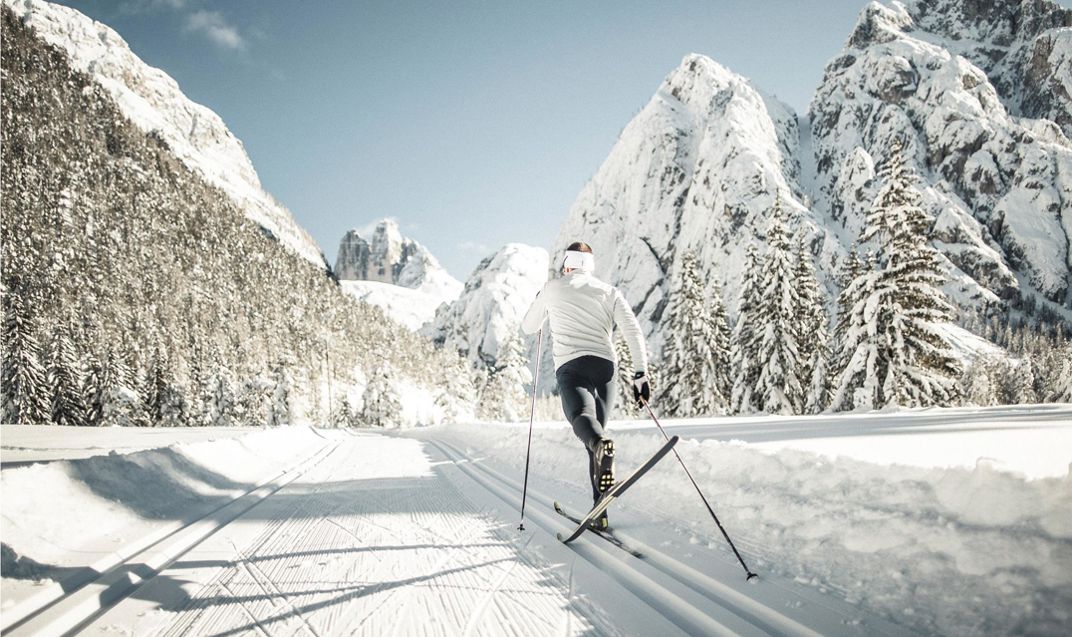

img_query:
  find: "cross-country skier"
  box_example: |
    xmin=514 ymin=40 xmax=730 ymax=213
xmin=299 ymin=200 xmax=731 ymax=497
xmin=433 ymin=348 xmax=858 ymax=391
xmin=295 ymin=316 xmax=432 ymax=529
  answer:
xmin=521 ymin=241 xmax=651 ymax=530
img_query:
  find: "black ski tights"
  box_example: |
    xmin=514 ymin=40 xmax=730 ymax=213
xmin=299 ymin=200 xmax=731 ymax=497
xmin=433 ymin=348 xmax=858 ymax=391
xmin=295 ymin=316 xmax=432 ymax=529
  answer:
xmin=556 ymin=355 xmax=616 ymax=503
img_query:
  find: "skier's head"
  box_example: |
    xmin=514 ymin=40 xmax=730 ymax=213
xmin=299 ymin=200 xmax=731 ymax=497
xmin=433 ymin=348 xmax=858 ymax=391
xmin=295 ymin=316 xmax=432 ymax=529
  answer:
xmin=562 ymin=241 xmax=594 ymax=273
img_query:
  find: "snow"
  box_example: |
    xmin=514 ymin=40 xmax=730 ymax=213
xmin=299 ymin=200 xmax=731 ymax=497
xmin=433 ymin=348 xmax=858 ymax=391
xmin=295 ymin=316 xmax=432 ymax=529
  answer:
xmin=339 ymin=280 xmax=446 ymax=331
xmin=4 ymin=406 xmax=1069 ymax=636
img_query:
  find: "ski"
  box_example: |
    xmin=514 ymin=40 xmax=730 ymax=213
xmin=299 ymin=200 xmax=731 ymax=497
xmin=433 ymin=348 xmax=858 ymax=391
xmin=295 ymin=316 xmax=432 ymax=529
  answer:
xmin=553 ymin=501 xmax=642 ymax=557
xmin=557 ymin=435 xmax=679 ymax=545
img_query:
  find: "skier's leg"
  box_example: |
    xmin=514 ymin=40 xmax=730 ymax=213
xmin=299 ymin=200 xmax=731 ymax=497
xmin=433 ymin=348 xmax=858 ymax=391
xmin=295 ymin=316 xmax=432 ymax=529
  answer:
xmin=557 ymin=364 xmax=603 ymax=451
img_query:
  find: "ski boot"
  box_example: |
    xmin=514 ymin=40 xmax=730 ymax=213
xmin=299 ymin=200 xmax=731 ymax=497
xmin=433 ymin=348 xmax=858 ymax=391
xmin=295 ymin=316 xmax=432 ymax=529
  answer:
xmin=593 ymin=438 xmax=615 ymax=494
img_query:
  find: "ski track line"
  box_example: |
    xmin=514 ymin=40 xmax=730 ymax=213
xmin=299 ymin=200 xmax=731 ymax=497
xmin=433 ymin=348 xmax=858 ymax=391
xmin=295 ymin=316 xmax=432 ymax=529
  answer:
xmin=427 ymin=439 xmax=754 ymax=637
xmin=429 ymin=435 xmax=906 ymax=637
xmin=431 ymin=433 xmax=919 ymax=637
xmin=2 ymin=438 xmax=344 ymax=637
xmin=143 ymin=435 xmax=581 ymax=637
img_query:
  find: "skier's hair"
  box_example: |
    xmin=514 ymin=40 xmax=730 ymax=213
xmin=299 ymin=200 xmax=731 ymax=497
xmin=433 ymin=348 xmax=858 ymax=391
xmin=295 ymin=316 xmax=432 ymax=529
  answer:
xmin=566 ymin=241 xmax=592 ymax=254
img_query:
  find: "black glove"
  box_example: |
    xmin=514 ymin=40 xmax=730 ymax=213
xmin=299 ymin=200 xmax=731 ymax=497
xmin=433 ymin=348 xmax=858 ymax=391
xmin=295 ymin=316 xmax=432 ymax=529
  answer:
xmin=633 ymin=371 xmax=651 ymax=407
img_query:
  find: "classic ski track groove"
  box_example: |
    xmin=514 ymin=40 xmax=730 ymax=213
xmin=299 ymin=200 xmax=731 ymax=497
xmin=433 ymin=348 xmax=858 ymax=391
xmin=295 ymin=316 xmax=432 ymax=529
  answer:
xmin=428 ymin=436 xmax=916 ymax=637
xmin=2 ymin=438 xmax=343 ymax=637
xmin=144 ymin=435 xmax=590 ymax=636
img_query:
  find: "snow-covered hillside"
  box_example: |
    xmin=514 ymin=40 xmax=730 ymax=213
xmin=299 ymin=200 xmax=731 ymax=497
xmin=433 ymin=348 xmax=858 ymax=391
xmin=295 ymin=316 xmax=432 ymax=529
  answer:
xmin=335 ymin=219 xmax=462 ymax=322
xmin=339 ymin=279 xmax=447 ymax=331
xmin=429 ymin=243 xmax=548 ymax=370
xmin=3 ymin=0 xmax=327 ymax=268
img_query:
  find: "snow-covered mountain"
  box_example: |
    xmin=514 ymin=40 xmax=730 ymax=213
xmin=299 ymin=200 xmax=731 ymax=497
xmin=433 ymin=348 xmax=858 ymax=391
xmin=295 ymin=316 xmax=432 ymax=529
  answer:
xmin=335 ymin=219 xmax=462 ymax=327
xmin=554 ymin=54 xmax=830 ymax=353
xmin=555 ymin=0 xmax=1071 ymax=357
xmin=811 ymin=0 xmax=1072 ymax=310
xmin=3 ymin=0 xmax=327 ymax=269
xmin=428 ymin=244 xmax=548 ymax=370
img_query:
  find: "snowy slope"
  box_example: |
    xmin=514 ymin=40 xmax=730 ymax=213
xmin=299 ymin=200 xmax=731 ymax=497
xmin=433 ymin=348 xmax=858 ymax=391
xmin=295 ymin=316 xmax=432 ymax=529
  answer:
xmin=334 ymin=219 xmax=462 ymax=306
xmin=338 ymin=279 xmax=447 ymax=331
xmin=4 ymin=0 xmax=327 ymax=268
xmin=428 ymin=243 xmax=548 ymax=369
xmin=5 ymin=408 xmax=1067 ymax=636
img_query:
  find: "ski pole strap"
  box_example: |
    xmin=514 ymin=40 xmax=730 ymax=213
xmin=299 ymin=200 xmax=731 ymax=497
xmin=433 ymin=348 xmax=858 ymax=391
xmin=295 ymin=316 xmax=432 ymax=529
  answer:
xmin=518 ymin=329 xmax=543 ymax=531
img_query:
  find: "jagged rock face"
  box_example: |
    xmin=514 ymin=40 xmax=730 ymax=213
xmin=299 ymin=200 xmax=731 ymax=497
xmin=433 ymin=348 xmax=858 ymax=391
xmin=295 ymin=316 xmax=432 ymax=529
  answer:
xmin=334 ymin=219 xmax=462 ymax=303
xmin=907 ymin=0 xmax=1072 ymax=137
xmin=3 ymin=0 xmax=327 ymax=269
xmin=812 ymin=0 xmax=1072 ymax=308
xmin=553 ymin=54 xmax=835 ymax=351
xmin=428 ymin=244 xmax=548 ymax=370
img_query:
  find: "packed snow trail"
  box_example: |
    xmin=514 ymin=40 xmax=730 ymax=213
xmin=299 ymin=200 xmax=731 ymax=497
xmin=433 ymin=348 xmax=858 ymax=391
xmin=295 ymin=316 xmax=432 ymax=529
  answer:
xmin=70 ymin=429 xmax=914 ymax=636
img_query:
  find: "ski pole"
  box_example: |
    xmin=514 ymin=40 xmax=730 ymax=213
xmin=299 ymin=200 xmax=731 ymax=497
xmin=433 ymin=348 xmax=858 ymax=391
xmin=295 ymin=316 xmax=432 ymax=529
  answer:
xmin=642 ymin=399 xmax=758 ymax=581
xmin=518 ymin=329 xmax=543 ymax=532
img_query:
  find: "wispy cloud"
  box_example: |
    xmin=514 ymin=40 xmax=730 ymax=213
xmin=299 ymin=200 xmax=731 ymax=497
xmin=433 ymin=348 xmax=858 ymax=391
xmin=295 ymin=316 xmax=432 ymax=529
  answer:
xmin=185 ymin=10 xmax=245 ymax=50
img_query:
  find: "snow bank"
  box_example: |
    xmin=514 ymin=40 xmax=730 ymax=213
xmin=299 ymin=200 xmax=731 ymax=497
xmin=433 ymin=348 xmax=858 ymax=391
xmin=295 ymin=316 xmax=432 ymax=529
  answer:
xmin=432 ymin=409 xmax=1072 ymax=636
xmin=0 ymin=426 xmax=332 ymax=608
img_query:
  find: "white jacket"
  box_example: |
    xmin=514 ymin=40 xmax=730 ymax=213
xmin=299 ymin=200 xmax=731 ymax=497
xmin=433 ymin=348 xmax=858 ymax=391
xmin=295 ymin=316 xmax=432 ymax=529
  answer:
xmin=521 ymin=270 xmax=648 ymax=373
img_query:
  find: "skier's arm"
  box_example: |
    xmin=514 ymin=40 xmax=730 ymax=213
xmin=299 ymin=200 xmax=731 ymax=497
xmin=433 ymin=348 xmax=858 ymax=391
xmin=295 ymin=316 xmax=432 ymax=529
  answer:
xmin=521 ymin=286 xmax=549 ymax=334
xmin=613 ymin=289 xmax=648 ymax=373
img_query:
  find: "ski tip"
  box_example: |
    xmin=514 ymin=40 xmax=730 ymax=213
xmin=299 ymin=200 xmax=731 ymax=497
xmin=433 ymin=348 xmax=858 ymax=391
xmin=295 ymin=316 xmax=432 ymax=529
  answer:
xmin=553 ymin=501 xmax=563 ymax=513
xmin=556 ymin=532 xmax=566 ymax=543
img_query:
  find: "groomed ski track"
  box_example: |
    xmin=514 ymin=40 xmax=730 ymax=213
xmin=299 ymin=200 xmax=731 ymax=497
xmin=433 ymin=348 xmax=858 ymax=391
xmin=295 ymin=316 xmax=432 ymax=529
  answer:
xmin=21 ymin=429 xmax=918 ymax=637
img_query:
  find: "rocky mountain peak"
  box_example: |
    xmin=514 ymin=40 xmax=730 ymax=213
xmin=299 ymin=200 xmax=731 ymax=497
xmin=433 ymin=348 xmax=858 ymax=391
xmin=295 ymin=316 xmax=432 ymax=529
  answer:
xmin=334 ymin=219 xmax=462 ymax=302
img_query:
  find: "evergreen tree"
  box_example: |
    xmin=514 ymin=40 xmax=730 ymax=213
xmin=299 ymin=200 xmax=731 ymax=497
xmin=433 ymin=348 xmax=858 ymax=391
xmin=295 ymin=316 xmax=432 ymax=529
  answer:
xmin=477 ymin=328 xmax=531 ymax=421
xmin=1012 ymin=357 xmax=1038 ymax=404
xmin=831 ymin=141 xmax=960 ymax=409
xmin=794 ymin=238 xmax=830 ymax=413
xmin=1048 ymin=345 xmax=1072 ymax=402
xmin=205 ymin=365 xmax=236 ymax=427
xmin=83 ymin=353 xmax=105 ymax=426
xmin=267 ymin=359 xmax=295 ymax=427
xmin=831 ymin=246 xmax=866 ymax=380
xmin=731 ymin=244 xmax=763 ymax=414
xmin=614 ymin=332 xmax=639 ymax=418
xmin=2 ymin=285 xmax=50 ymax=424
xmin=963 ymin=358 xmax=997 ymax=406
xmin=361 ymin=364 xmax=402 ymax=427
xmin=662 ymin=252 xmax=731 ymax=416
xmin=99 ymin=348 xmax=140 ymax=427
xmin=147 ymin=345 xmax=185 ymax=426
xmin=753 ymin=200 xmax=804 ymax=414
xmin=48 ymin=321 xmax=87 ymax=426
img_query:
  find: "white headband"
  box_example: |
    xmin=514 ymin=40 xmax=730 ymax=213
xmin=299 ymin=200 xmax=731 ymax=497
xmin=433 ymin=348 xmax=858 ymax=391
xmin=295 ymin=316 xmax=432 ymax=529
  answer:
xmin=562 ymin=250 xmax=595 ymax=272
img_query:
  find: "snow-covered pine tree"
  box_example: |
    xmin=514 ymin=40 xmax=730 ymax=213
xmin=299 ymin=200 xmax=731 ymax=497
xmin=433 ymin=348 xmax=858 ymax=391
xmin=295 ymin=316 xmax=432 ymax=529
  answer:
xmin=831 ymin=246 xmax=865 ymax=381
xmin=832 ymin=141 xmax=960 ymax=409
xmin=708 ymin=276 xmax=733 ymax=410
xmin=205 ymin=365 xmax=236 ymax=427
xmin=1012 ymin=358 xmax=1038 ymax=404
xmin=2 ymin=284 xmax=50 ymax=424
xmin=267 ymin=359 xmax=295 ymax=427
xmin=753 ymin=199 xmax=804 ymax=414
xmin=48 ymin=321 xmax=87 ymax=427
xmin=662 ymin=251 xmax=730 ymax=416
xmin=83 ymin=353 xmax=104 ymax=426
xmin=1048 ymin=344 xmax=1072 ymax=402
xmin=794 ymin=237 xmax=830 ymax=413
xmin=963 ymin=358 xmax=997 ymax=406
xmin=477 ymin=328 xmax=531 ymax=421
xmin=361 ymin=364 xmax=402 ymax=427
xmin=614 ymin=332 xmax=639 ymax=418
xmin=147 ymin=344 xmax=184 ymax=426
xmin=99 ymin=348 xmax=141 ymax=427
xmin=730 ymin=243 xmax=763 ymax=414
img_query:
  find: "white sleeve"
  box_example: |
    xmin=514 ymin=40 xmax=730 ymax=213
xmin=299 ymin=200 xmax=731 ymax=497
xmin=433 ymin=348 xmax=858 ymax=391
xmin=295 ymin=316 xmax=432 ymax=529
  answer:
xmin=521 ymin=284 xmax=549 ymax=334
xmin=612 ymin=289 xmax=648 ymax=373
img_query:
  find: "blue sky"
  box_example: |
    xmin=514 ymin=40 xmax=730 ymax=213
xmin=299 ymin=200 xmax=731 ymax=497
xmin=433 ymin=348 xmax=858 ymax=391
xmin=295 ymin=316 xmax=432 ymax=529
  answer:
xmin=60 ymin=0 xmax=908 ymax=279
